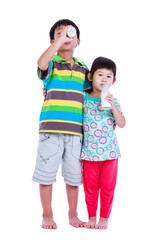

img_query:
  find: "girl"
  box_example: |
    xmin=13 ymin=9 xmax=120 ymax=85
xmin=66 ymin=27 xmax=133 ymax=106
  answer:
xmin=81 ymin=57 xmax=126 ymax=229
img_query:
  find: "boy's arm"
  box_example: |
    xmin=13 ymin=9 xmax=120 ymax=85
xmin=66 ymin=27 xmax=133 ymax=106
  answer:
xmin=106 ymin=94 xmax=126 ymax=128
xmin=37 ymin=26 xmax=72 ymax=70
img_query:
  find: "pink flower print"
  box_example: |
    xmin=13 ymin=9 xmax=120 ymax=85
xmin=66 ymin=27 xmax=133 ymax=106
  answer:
xmin=108 ymin=130 xmax=113 ymax=137
xmin=94 ymin=101 xmax=100 ymax=105
xmin=116 ymin=148 xmax=120 ymax=154
xmin=107 ymin=118 xmax=113 ymax=126
xmin=107 ymin=144 xmax=112 ymax=150
xmin=95 ymin=114 xmax=102 ymax=121
xmin=90 ymin=109 xmax=97 ymax=116
xmin=109 ymin=151 xmax=116 ymax=158
xmin=94 ymin=129 xmax=102 ymax=137
xmin=97 ymin=105 xmax=104 ymax=112
xmin=89 ymin=103 xmax=94 ymax=109
xmin=91 ymin=142 xmax=98 ymax=149
xmin=92 ymin=156 xmax=99 ymax=161
xmin=84 ymin=140 xmax=89 ymax=147
xmin=96 ymin=147 xmax=104 ymax=155
xmin=84 ymin=106 xmax=88 ymax=113
xmin=113 ymin=138 xmax=117 ymax=145
xmin=85 ymin=117 xmax=89 ymax=123
xmin=87 ymin=150 xmax=92 ymax=156
xmin=99 ymin=136 xmax=107 ymax=144
xmin=84 ymin=124 xmax=89 ymax=132
xmin=102 ymin=126 xmax=108 ymax=133
xmin=88 ymin=135 xmax=94 ymax=143
xmin=90 ymin=122 xmax=97 ymax=129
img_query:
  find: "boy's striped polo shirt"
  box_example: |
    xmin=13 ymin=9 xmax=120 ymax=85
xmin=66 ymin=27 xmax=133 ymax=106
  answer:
xmin=38 ymin=55 xmax=91 ymax=136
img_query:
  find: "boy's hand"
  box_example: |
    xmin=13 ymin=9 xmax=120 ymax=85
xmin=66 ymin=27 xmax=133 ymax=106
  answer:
xmin=105 ymin=94 xmax=116 ymax=109
xmin=54 ymin=26 xmax=73 ymax=47
xmin=113 ymin=121 xmax=116 ymax=131
xmin=42 ymin=87 xmax=47 ymax=97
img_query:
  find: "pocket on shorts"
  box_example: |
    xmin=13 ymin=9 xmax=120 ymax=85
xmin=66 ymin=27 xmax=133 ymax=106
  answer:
xmin=71 ymin=135 xmax=82 ymax=160
xmin=38 ymin=133 xmax=59 ymax=160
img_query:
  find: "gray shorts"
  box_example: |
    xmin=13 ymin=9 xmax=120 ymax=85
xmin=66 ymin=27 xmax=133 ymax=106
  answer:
xmin=32 ymin=133 xmax=83 ymax=186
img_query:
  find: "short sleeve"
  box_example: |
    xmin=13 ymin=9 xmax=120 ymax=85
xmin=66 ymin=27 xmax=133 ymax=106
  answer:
xmin=37 ymin=60 xmax=53 ymax=84
xmin=83 ymin=74 xmax=92 ymax=92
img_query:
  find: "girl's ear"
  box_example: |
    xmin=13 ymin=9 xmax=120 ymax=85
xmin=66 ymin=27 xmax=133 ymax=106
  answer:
xmin=50 ymin=39 xmax=54 ymax=44
xmin=112 ymin=78 xmax=116 ymax=85
xmin=88 ymin=73 xmax=92 ymax=82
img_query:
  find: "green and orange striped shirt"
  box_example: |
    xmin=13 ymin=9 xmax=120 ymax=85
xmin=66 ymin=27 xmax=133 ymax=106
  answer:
xmin=38 ymin=55 xmax=91 ymax=136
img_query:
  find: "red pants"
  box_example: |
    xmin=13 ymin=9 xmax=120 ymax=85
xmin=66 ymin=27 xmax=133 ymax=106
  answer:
xmin=83 ymin=159 xmax=118 ymax=218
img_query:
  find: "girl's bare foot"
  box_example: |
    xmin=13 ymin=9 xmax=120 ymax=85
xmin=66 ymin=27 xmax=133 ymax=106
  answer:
xmin=42 ymin=217 xmax=57 ymax=229
xmin=84 ymin=217 xmax=96 ymax=229
xmin=69 ymin=215 xmax=86 ymax=228
xmin=95 ymin=217 xmax=108 ymax=229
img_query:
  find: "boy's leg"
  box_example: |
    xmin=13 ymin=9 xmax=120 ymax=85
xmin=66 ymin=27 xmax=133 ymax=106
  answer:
xmin=32 ymin=133 xmax=62 ymax=229
xmin=83 ymin=160 xmax=100 ymax=228
xmin=95 ymin=159 xmax=118 ymax=229
xmin=66 ymin=184 xmax=85 ymax=227
xmin=40 ymin=184 xmax=57 ymax=229
xmin=62 ymin=134 xmax=84 ymax=227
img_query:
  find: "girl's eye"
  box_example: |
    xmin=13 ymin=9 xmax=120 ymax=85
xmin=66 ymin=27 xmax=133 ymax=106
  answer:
xmin=98 ymin=74 xmax=102 ymax=76
xmin=107 ymin=76 xmax=111 ymax=78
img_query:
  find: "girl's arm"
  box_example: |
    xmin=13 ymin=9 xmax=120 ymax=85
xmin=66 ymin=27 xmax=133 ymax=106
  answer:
xmin=106 ymin=94 xmax=126 ymax=128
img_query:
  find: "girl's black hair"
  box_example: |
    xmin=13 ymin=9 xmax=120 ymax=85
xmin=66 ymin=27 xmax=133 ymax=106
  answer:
xmin=90 ymin=57 xmax=116 ymax=77
xmin=49 ymin=19 xmax=80 ymax=40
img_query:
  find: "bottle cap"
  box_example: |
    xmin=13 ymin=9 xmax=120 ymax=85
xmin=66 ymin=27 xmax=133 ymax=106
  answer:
xmin=67 ymin=27 xmax=76 ymax=38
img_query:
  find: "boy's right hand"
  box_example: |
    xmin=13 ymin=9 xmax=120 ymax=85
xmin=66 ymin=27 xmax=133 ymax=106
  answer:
xmin=53 ymin=26 xmax=73 ymax=47
xmin=42 ymin=87 xmax=47 ymax=97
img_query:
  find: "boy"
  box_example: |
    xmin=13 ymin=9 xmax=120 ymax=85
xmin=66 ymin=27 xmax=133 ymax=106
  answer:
xmin=32 ymin=19 xmax=91 ymax=229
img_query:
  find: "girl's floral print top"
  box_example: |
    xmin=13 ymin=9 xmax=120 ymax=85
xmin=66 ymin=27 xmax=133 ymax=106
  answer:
xmin=81 ymin=93 xmax=122 ymax=161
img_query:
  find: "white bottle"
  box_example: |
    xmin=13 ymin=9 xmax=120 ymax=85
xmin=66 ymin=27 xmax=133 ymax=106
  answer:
xmin=67 ymin=26 xmax=76 ymax=38
xmin=101 ymin=84 xmax=111 ymax=110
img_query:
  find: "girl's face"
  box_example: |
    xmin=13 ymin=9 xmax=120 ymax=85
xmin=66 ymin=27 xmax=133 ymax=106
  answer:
xmin=89 ymin=68 xmax=115 ymax=92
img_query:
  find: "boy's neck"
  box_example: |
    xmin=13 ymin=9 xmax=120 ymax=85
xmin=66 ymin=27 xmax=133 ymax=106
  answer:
xmin=57 ymin=50 xmax=74 ymax=62
xmin=57 ymin=50 xmax=75 ymax=68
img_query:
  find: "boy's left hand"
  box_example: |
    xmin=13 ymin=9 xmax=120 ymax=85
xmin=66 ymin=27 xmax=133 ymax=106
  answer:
xmin=105 ymin=94 xmax=116 ymax=109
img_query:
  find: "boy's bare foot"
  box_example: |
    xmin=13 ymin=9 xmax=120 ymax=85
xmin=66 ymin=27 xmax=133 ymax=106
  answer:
xmin=84 ymin=217 xmax=96 ymax=229
xmin=95 ymin=217 xmax=108 ymax=230
xmin=42 ymin=217 xmax=57 ymax=229
xmin=69 ymin=215 xmax=86 ymax=228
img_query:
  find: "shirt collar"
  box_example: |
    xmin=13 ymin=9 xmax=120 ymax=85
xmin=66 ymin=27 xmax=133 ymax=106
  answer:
xmin=53 ymin=55 xmax=82 ymax=65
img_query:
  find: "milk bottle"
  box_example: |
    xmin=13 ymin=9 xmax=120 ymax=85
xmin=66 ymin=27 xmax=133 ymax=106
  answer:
xmin=67 ymin=27 xmax=76 ymax=38
xmin=101 ymin=84 xmax=111 ymax=110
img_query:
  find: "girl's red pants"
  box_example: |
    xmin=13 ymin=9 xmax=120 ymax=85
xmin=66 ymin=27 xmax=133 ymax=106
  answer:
xmin=83 ymin=159 xmax=118 ymax=218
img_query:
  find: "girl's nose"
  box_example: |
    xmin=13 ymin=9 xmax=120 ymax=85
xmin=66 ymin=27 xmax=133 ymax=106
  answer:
xmin=102 ymin=78 xmax=107 ymax=83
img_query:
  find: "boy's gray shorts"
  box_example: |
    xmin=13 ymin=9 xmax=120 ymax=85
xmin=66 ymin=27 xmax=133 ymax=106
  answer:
xmin=32 ymin=133 xmax=83 ymax=186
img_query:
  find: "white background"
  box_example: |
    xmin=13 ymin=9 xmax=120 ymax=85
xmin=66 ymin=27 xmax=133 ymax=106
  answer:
xmin=0 ymin=0 xmax=160 ymax=239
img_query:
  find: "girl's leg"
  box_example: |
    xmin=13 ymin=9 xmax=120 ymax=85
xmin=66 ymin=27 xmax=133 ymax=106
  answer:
xmin=83 ymin=161 xmax=100 ymax=228
xmin=96 ymin=159 xmax=118 ymax=229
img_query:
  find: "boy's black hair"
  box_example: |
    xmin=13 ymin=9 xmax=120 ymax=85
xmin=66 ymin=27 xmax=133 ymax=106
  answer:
xmin=90 ymin=57 xmax=116 ymax=78
xmin=49 ymin=19 xmax=80 ymax=40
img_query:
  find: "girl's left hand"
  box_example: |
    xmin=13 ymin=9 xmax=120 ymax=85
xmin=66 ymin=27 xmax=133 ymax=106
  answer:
xmin=105 ymin=94 xmax=116 ymax=109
